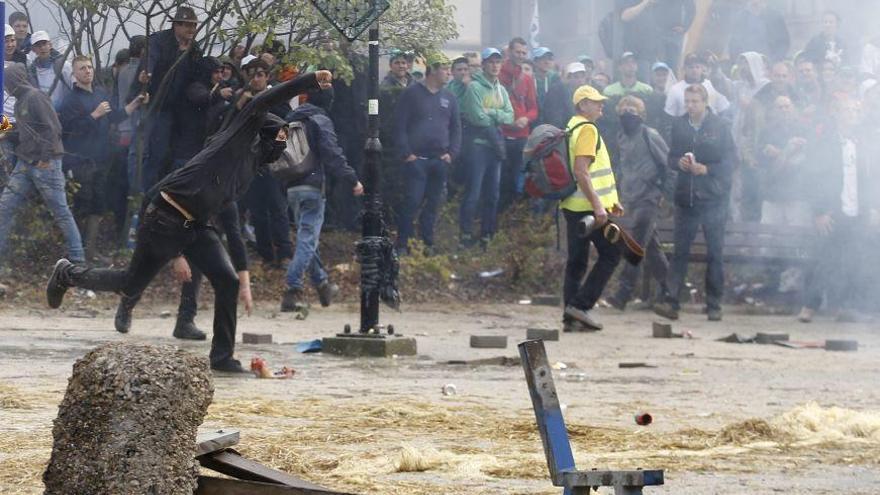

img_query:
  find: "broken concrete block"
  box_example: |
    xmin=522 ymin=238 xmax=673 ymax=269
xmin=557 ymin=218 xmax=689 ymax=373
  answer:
xmin=825 ymin=339 xmax=858 ymax=352
xmin=531 ymin=294 xmax=561 ymax=306
xmin=44 ymin=342 xmax=213 ymax=495
xmin=470 ymin=335 xmax=508 ymax=349
xmin=755 ymin=332 xmax=789 ymax=344
xmin=322 ymin=335 xmax=417 ymax=357
xmin=652 ymin=322 xmax=674 ymax=338
xmin=526 ymin=328 xmax=559 ymax=341
xmin=242 ymin=332 xmax=273 ymax=344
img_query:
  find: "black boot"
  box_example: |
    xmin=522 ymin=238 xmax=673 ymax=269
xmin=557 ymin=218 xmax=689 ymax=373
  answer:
xmin=316 ymin=281 xmax=339 ymax=307
xmin=46 ymin=259 xmax=73 ymax=309
xmin=280 ymin=288 xmax=307 ymax=312
xmin=114 ymin=293 xmax=140 ymax=334
xmin=211 ymin=358 xmax=247 ymax=373
xmin=173 ymin=319 xmax=207 ymax=340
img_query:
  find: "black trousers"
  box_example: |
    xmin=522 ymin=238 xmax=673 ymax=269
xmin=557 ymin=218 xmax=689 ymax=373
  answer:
xmin=563 ymin=209 xmax=622 ymax=311
xmin=178 ymin=203 xmax=245 ymax=323
xmin=245 ymin=172 xmax=292 ymax=263
xmin=803 ymin=215 xmax=861 ymax=311
xmin=68 ymin=198 xmax=239 ymax=365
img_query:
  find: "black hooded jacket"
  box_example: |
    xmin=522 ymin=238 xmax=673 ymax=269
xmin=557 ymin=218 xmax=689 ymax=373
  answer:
xmin=285 ymin=102 xmax=359 ymax=192
xmin=172 ymin=56 xmax=230 ymax=161
xmin=157 ymin=72 xmax=318 ymax=221
xmin=3 ymin=62 xmax=64 ymax=163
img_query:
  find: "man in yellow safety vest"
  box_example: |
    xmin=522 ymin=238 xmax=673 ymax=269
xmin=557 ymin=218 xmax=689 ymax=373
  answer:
xmin=561 ymin=85 xmax=625 ymax=331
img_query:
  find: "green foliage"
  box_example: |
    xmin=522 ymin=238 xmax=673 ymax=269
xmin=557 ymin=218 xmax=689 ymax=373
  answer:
xmin=15 ymin=0 xmax=459 ymax=81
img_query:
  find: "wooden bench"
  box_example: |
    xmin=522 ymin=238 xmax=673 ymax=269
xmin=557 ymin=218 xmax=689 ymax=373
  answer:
xmin=655 ymin=220 xmax=817 ymax=265
xmin=518 ymin=340 xmax=664 ymax=495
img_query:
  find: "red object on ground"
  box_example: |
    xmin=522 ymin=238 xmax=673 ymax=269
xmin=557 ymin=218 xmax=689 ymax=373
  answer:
xmin=250 ymin=356 xmax=295 ymax=379
xmin=635 ymin=412 xmax=653 ymax=426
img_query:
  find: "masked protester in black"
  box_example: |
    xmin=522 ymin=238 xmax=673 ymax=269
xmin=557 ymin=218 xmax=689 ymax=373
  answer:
xmin=45 ymin=70 xmax=332 ymax=373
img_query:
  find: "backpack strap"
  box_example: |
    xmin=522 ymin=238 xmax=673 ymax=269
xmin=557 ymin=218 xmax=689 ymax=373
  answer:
xmin=567 ymin=120 xmax=602 ymax=154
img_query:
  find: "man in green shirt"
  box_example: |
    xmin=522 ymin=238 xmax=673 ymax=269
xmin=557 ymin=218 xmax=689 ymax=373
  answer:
xmin=603 ymin=52 xmax=654 ymax=98
xmin=457 ymin=47 xmax=514 ymax=248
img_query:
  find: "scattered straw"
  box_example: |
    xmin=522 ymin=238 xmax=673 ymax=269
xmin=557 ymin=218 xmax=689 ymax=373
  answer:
xmin=1 ymin=387 xmax=879 ymax=495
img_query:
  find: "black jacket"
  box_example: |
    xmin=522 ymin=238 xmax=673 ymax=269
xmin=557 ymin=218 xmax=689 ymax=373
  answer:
xmin=540 ymin=80 xmax=574 ymax=130
xmin=131 ymin=29 xmax=202 ymax=111
xmin=286 ymin=103 xmax=359 ymax=192
xmin=157 ymin=73 xmax=318 ymax=222
xmin=616 ymin=0 xmax=695 ymax=59
xmin=173 ymin=57 xmax=230 ymax=161
xmin=59 ymin=84 xmax=129 ymax=167
xmin=667 ymin=110 xmax=736 ymax=207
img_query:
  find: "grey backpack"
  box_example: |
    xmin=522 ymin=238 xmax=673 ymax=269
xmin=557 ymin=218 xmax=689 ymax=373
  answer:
xmin=268 ymin=120 xmax=318 ymax=186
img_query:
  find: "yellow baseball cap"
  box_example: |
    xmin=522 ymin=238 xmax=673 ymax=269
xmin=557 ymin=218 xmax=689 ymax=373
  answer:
xmin=572 ymin=85 xmax=607 ymax=105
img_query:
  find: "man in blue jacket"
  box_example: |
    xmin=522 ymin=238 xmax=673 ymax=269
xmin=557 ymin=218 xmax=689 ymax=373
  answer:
xmin=393 ymin=53 xmax=462 ymax=254
xmin=281 ymin=87 xmax=364 ymax=312
xmin=59 ymin=55 xmax=144 ymax=258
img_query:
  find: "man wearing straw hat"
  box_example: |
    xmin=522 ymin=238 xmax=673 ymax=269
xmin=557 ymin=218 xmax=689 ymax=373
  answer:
xmin=133 ymin=5 xmax=202 ymax=193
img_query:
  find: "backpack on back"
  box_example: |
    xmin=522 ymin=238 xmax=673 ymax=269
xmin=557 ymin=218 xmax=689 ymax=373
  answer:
xmin=522 ymin=121 xmax=598 ymax=200
xmin=267 ymin=120 xmax=318 ymax=186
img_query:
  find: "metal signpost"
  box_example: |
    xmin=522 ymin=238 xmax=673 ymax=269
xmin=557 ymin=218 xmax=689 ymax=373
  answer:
xmin=310 ymin=0 xmax=415 ymax=357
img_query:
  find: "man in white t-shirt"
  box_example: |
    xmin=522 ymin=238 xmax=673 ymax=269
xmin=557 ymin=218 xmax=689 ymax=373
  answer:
xmin=27 ymin=30 xmax=72 ymax=109
xmin=799 ymin=96 xmax=866 ymax=323
xmin=664 ymin=52 xmax=730 ymax=117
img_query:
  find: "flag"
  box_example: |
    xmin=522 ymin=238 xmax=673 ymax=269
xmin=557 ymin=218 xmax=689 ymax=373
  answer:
xmin=529 ymin=0 xmax=540 ymax=48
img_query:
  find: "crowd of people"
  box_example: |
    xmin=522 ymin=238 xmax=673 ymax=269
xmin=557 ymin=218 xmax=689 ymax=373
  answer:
xmin=0 ymin=0 xmax=878 ymax=347
xmin=374 ymin=1 xmax=880 ymax=328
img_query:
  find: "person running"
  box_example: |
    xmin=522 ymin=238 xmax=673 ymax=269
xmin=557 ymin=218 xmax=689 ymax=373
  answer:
xmin=45 ymin=70 xmax=334 ymax=373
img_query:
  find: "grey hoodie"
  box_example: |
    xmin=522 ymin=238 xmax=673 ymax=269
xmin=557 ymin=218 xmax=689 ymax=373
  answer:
xmin=4 ymin=62 xmax=64 ymax=163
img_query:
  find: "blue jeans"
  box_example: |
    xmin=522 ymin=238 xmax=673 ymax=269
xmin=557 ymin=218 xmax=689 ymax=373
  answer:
xmin=285 ymin=188 xmax=328 ymax=290
xmin=0 ymin=159 xmax=84 ymax=262
xmin=398 ymin=157 xmax=448 ymax=249
xmin=664 ymin=203 xmax=727 ymax=311
xmin=459 ymin=143 xmax=501 ymax=238
xmin=0 ymin=140 xmax=17 ymax=191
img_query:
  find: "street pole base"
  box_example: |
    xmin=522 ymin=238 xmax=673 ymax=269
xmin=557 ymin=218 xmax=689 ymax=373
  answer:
xmin=323 ymin=325 xmax=417 ymax=357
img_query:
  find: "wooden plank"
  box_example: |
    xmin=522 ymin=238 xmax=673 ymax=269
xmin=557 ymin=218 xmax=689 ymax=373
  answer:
xmin=195 ymin=476 xmax=356 ymax=495
xmin=198 ymin=449 xmax=332 ymax=492
xmin=195 ymin=429 xmax=241 ymax=457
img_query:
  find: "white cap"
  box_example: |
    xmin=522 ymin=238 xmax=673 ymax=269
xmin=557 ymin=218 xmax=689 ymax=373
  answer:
xmin=5 ymin=24 xmax=13 ymax=38
xmin=240 ymin=54 xmax=256 ymax=67
xmin=566 ymin=62 xmax=587 ymax=75
xmin=31 ymin=30 xmax=50 ymax=45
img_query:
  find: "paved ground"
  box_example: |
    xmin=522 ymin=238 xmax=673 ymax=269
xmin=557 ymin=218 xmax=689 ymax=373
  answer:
xmin=1 ymin=300 xmax=879 ymax=494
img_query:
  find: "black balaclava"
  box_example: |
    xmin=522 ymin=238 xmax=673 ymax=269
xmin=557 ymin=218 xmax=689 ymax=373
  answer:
xmin=620 ymin=112 xmax=643 ymax=136
xmin=258 ymin=114 xmax=289 ymax=165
